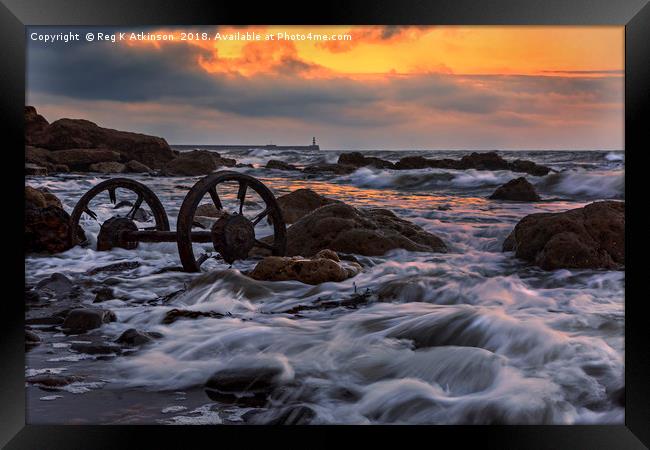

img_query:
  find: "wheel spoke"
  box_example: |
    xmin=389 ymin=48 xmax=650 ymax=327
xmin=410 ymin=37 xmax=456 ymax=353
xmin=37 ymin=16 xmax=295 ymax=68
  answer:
xmin=126 ymin=194 xmax=144 ymax=220
xmin=237 ymin=181 xmax=247 ymax=215
xmin=208 ymin=186 xmax=223 ymax=210
xmin=108 ymin=187 xmax=117 ymax=204
xmin=252 ymin=207 xmax=270 ymax=226
xmin=254 ymin=239 xmax=274 ymax=251
xmin=83 ymin=206 xmax=98 ymax=221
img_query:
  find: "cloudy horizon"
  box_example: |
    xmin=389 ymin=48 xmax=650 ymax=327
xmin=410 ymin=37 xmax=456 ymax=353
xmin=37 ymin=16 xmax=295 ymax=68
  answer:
xmin=27 ymin=26 xmax=624 ymax=150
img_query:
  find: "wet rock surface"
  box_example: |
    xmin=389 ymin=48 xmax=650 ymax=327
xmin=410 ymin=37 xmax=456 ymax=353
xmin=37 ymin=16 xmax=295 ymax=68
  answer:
xmin=265 ymin=160 xmax=299 ymax=171
xmin=115 ymin=328 xmax=163 ymax=346
xmin=25 ymin=187 xmax=83 ymax=254
xmin=62 ymin=308 xmax=117 ymax=333
xmin=277 ymin=203 xmax=447 ymax=257
xmin=161 ymin=150 xmax=236 ymax=176
xmin=249 ymin=249 xmax=362 ymax=285
xmin=87 ymin=261 xmax=141 ymax=275
xmin=489 ymin=177 xmax=541 ymax=202
xmin=88 ymin=161 xmax=126 ymax=173
xmin=503 ymin=201 xmax=624 ymax=270
xmin=274 ymin=188 xmax=340 ymax=224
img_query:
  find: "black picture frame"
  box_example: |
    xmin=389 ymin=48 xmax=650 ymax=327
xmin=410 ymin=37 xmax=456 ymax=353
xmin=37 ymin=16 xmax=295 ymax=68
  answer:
xmin=1 ymin=0 xmax=648 ymax=448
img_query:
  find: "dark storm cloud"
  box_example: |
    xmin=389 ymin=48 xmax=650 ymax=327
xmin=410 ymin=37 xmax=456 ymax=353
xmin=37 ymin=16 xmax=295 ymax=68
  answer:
xmin=27 ymin=29 xmax=622 ymax=130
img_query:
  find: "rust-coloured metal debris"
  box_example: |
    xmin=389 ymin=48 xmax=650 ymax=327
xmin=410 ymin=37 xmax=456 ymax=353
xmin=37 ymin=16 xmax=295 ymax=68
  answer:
xmin=69 ymin=172 xmax=287 ymax=272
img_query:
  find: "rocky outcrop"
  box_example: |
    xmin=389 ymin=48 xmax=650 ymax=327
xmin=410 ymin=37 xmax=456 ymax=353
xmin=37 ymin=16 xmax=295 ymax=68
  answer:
xmin=115 ymin=328 xmax=162 ymax=346
xmin=489 ymin=177 xmax=541 ymax=202
xmin=89 ymin=161 xmax=126 ymax=173
xmin=249 ymin=249 xmax=362 ymax=285
xmin=48 ymin=148 xmax=122 ymax=171
xmin=503 ymin=201 xmax=624 ymax=270
xmin=124 ymin=160 xmax=153 ymax=173
xmin=62 ymin=308 xmax=117 ymax=333
xmin=395 ymin=151 xmax=551 ymax=176
xmin=161 ymin=150 xmax=236 ymax=176
xmin=302 ymin=163 xmax=357 ymax=175
xmin=266 ymin=160 xmax=299 ymax=171
xmin=25 ymin=106 xmax=176 ymax=169
xmin=337 ymin=152 xmax=395 ymax=170
xmin=25 ymin=146 xmax=69 ymax=173
xmin=269 ymin=202 xmax=447 ymax=257
xmin=275 ymin=189 xmax=340 ymax=224
xmin=25 ymin=186 xmax=83 ymax=254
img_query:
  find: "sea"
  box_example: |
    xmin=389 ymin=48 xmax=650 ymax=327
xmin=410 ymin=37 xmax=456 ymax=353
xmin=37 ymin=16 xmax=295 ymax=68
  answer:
xmin=25 ymin=149 xmax=625 ymax=424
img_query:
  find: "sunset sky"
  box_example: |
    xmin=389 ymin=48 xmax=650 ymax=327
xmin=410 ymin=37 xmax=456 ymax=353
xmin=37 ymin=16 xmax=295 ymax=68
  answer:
xmin=27 ymin=26 xmax=624 ymax=150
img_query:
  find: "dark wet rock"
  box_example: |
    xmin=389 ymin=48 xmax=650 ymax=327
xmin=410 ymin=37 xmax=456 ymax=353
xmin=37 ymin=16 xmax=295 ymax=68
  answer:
xmin=27 ymin=374 xmax=81 ymax=388
xmin=394 ymin=151 xmax=551 ymax=176
xmin=25 ymin=106 xmax=50 ymax=144
xmin=25 ymin=187 xmax=83 ymax=254
xmin=249 ymin=250 xmax=362 ymax=285
xmin=489 ymin=177 xmax=541 ymax=202
xmin=204 ymin=359 xmax=288 ymax=405
xmin=25 ymin=163 xmax=48 ymax=175
xmin=162 ymin=309 xmax=227 ymax=325
xmin=35 ymin=273 xmax=74 ymax=298
xmin=25 ymin=315 xmax=65 ymax=325
xmin=246 ymin=405 xmax=316 ymax=425
xmin=503 ymin=201 xmax=624 ymax=270
xmin=87 ymin=261 xmax=141 ymax=275
xmin=302 ymin=163 xmax=357 ymax=175
xmin=69 ymin=342 xmax=117 ymax=355
xmin=266 ymin=160 xmax=299 ymax=171
xmin=25 ymin=287 xmax=41 ymax=303
xmin=161 ymin=150 xmax=236 ymax=176
xmin=273 ymin=203 xmax=447 ymax=257
xmin=236 ymin=163 xmax=254 ymax=168
xmin=70 ymin=342 xmax=122 ymax=354
xmin=132 ymin=208 xmax=152 ymax=222
xmin=195 ymin=203 xmax=228 ymax=218
xmin=186 ymin=270 xmax=274 ymax=301
xmin=25 ymin=330 xmax=41 ymax=345
xmin=115 ymin=328 xmax=162 ymax=346
xmin=62 ymin=308 xmax=117 ymax=333
xmin=25 ymin=106 xmax=175 ymax=169
xmin=88 ymin=161 xmax=126 ymax=173
xmin=48 ymin=148 xmax=122 ymax=171
xmin=93 ymin=287 xmax=115 ymax=303
xmin=124 ymin=159 xmax=153 ymax=173
xmin=282 ymin=288 xmax=375 ymax=314
xmin=274 ymin=188 xmax=340 ymax=224
xmin=338 ymin=152 xmax=395 ymax=170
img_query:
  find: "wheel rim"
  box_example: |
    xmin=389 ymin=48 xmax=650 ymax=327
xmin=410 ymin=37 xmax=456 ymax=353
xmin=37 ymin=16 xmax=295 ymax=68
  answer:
xmin=69 ymin=178 xmax=170 ymax=248
xmin=177 ymin=171 xmax=287 ymax=272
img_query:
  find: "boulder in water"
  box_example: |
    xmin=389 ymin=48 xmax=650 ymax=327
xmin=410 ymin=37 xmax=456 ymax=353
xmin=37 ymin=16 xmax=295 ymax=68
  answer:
xmin=337 ymin=152 xmax=395 ymax=169
xmin=273 ymin=203 xmax=447 ymax=257
xmin=266 ymin=160 xmax=299 ymax=171
xmin=115 ymin=328 xmax=163 ymax=346
xmin=274 ymin=188 xmax=340 ymax=224
xmin=62 ymin=308 xmax=117 ymax=333
xmin=162 ymin=150 xmax=236 ymax=176
xmin=25 ymin=187 xmax=83 ymax=253
xmin=248 ymin=249 xmax=362 ymax=285
xmin=489 ymin=177 xmax=541 ymax=202
xmin=503 ymin=201 xmax=624 ymax=270
xmin=124 ymin=159 xmax=153 ymax=173
xmin=89 ymin=161 xmax=126 ymax=173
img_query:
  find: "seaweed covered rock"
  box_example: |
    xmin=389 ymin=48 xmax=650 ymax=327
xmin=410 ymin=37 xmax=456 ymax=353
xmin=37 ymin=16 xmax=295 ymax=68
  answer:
xmin=277 ymin=203 xmax=447 ymax=257
xmin=489 ymin=177 xmax=541 ymax=202
xmin=248 ymin=249 xmax=362 ymax=285
xmin=503 ymin=201 xmax=624 ymax=270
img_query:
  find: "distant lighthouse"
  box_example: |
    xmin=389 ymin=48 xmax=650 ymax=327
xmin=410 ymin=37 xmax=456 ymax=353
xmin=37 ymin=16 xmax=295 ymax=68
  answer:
xmin=310 ymin=136 xmax=319 ymax=150
xmin=312 ymin=137 xmax=316 ymax=145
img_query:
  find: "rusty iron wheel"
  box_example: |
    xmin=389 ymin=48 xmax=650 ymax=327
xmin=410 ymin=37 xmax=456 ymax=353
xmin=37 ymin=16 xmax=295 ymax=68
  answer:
xmin=177 ymin=171 xmax=287 ymax=272
xmin=69 ymin=178 xmax=170 ymax=248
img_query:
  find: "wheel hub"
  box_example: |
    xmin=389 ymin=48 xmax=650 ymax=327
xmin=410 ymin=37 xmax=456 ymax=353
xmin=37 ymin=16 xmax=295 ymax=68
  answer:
xmin=211 ymin=214 xmax=255 ymax=264
xmin=97 ymin=217 xmax=139 ymax=251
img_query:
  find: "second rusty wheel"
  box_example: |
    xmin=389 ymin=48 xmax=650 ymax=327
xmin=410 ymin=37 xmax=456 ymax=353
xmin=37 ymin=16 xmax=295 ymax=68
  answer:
xmin=177 ymin=171 xmax=287 ymax=272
